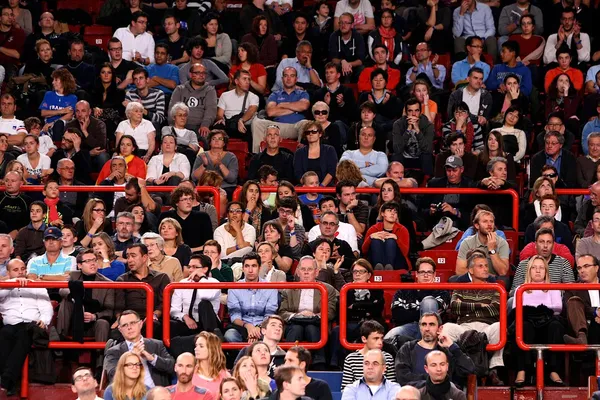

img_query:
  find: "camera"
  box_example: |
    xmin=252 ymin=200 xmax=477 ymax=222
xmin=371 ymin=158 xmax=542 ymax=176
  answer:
xmin=436 ymin=202 xmax=444 ymax=211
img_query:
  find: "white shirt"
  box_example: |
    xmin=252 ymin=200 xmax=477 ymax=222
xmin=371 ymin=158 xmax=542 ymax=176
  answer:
xmin=590 ymin=290 xmax=600 ymax=308
xmin=0 ymin=285 xmax=53 ymax=326
xmin=462 ymin=88 xmax=482 ymax=117
xmin=170 ymin=277 xmax=221 ymax=320
xmin=116 ymin=119 xmax=156 ymax=150
xmin=17 ymin=152 xmax=51 ymax=177
xmin=113 ymin=26 xmax=155 ymax=64
xmin=0 ymin=116 xmax=26 ymax=136
xmin=213 ymin=222 xmax=257 ymax=259
xmin=334 ymin=0 xmax=374 ymax=26
xmin=298 ymin=288 xmax=314 ymax=313
xmin=308 ymin=222 xmax=359 ymax=253
xmin=38 ymin=135 xmax=57 ymax=156
xmin=217 ymin=89 xmax=259 ymax=119
xmin=543 ymin=32 xmax=590 ymax=64
xmin=126 ymin=338 xmax=156 ymax=388
xmin=146 ymin=153 xmax=191 ymax=181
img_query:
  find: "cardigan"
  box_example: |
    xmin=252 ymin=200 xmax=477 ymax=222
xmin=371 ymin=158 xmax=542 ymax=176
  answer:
xmin=192 ymin=151 xmax=239 ymax=190
xmin=146 ymin=153 xmax=191 ymax=181
xmin=212 ymin=33 xmax=233 ymax=67
xmin=293 ymin=144 xmax=338 ymax=185
xmin=362 ymin=222 xmax=410 ymax=259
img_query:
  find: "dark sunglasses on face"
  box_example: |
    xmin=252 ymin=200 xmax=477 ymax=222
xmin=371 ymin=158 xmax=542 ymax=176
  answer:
xmin=305 ymin=129 xmax=320 ymax=135
xmin=313 ymin=110 xmax=328 ymax=116
xmin=543 ymin=173 xmax=558 ymax=179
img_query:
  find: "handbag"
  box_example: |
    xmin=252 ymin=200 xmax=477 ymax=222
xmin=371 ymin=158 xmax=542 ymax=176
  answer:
xmin=225 ymin=90 xmax=250 ymax=132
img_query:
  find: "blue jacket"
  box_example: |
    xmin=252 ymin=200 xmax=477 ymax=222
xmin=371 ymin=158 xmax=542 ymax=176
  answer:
xmin=451 ymin=58 xmax=491 ymax=84
xmin=341 ymin=377 xmax=401 ymax=400
xmin=485 ymin=62 xmax=532 ymax=96
xmin=293 ymin=144 xmax=338 ymax=185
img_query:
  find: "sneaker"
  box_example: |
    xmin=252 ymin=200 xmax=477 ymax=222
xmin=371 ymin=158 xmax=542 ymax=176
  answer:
xmin=374 ymin=263 xmax=384 ymax=270
xmin=384 ymin=264 xmax=394 ymax=270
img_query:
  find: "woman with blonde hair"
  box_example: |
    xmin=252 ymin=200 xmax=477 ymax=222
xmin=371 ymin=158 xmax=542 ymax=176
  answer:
xmin=159 ymin=217 xmax=192 ymax=268
xmin=335 ymin=159 xmax=367 ymax=188
xmin=511 ymin=254 xmax=564 ymax=387
xmin=90 ymin=232 xmax=126 ymax=280
xmin=193 ymin=331 xmax=230 ymax=395
xmin=232 ymin=356 xmax=271 ymax=400
xmin=103 ymin=351 xmax=149 ymax=400
xmin=75 ymin=198 xmax=114 ymax=247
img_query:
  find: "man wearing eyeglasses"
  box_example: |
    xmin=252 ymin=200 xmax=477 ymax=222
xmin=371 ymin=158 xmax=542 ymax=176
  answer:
xmin=536 ymin=113 xmax=575 ymax=155
xmin=451 ymin=36 xmax=491 ymax=86
xmin=307 ymin=197 xmax=359 ymax=256
xmin=530 ymin=130 xmax=577 ymax=188
xmin=113 ymin=11 xmax=155 ymax=66
xmin=563 ymin=254 xmax=600 ymax=345
xmin=106 ymin=38 xmax=136 ymax=90
xmin=71 ymin=367 xmax=102 ymax=400
xmin=57 ymin=249 xmax=115 ymax=371
xmin=104 ymin=309 xmax=175 ymax=386
xmin=267 ymin=197 xmax=307 ymax=260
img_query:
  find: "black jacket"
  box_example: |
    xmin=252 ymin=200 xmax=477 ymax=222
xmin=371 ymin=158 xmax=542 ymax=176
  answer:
xmin=50 ymin=149 xmax=93 ymax=185
xmin=447 ymin=87 xmax=493 ymax=121
xmin=248 ymin=148 xmax=295 ymax=184
xmin=529 ymin=149 xmax=577 ymax=188
xmin=422 ymin=176 xmax=473 ymax=230
xmin=390 ymin=288 xmax=450 ymax=326
xmin=524 ymin=219 xmax=574 ymax=254
xmin=313 ymin=84 xmax=357 ymax=126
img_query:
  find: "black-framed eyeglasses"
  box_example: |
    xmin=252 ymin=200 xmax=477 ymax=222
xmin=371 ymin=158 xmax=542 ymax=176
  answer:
xmin=73 ymin=372 xmax=93 ymax=382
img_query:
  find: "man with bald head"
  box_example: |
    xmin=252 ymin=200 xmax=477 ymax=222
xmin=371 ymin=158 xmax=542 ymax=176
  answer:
xmin=396 ymin=386 xmax=421 ymax=400
xmin=419 ymin=351 xmax=466 ymax=399
xmin=0 ymin=171 xmax=31 ymax=238
xmin=374 ymin=161 xmax=419 ymax=188
xmin=575 ymin=181 xmax=600 ymax=237
xmin=65 ymin=101 xmax=108 ymax=170
xmin=0 ymin=259 xmax=53 ymax=395
xmin=147 ymin=387 xmax=172 ymax=400
xmin=342 ymin=349 xmax=401 ymax=399
xmin=167 ymin=352 xmax=215 ymax=399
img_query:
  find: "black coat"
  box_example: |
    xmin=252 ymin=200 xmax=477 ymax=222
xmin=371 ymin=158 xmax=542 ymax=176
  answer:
xmin=529 ymin=149 xmax=577 ymax=188
xmin=422 ymin=176 xmax=473 ymax=230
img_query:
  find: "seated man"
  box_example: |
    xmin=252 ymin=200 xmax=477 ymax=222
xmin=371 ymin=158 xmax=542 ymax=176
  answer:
xmin=268 ymin=197 xmax=308 ymax=259
xmin=536 ymin=112 xmax=575 ymax=155
xmin=0 ymin=259 xmax=53 ymax=396
xmin=307 ymin=213 xmax=356 ymax=270
xmin=529 ymin=131 xmax=577 ymax=188
xmin=577 ymin=132 xmax=600 ymax=188
xmin=53 ymin=128 xmax=94 ymax=183
xmin=385 ymin=257 xmax=450 ymax=340
xmin=225 ymin=253 xmax=278 ymax=343
xmin=419 ymin=351 xmax=467 ymax=400
xmin=520 ymin=215 xmax=574 ymax=265
xmin=336 ymin=180 xmax=369 ymax=238
xmin=167 ymin=352 xmax=215 ymax=399
xmin=341 ymin=320 xmax=396 ymax=390
xmin=447 ymin=67 xmax=492 ymax=127
xmin=146 ymin=43 xmax=180 ymax=95
xmin=125 ymin=67 xmax=167 ymax=132
xmin=250 ymin=67 xmax=309 ymax=153
xmin=14 ymin=201 xmax=47 ymax=262
xmin=440 ymin=253 xmax=505 ymax=385
xmin=71 ymin=367 xmax=103 ymax=400
xmin=373 ymin=161 xmax=418 ymax=188
xmin=524 ymin=200 xmax=574 ymax=253
xmin=581 ymin=99 xmax=600 ymax=156
xmin=544 ymin=45 xmax=584 ymax=92
xmin=247 ymin=125 xmax=295 ymax=184
xmin=214 ymin=69 xmax=259 ymax=141
xmin=486 ymin=40 xmax=533 ymax=96
xmin=279 ymin=256 xmax=338 ymax=366
xmin=576 ymin=209 xmax=600 ymax=260
xmin=113 ymin=11 xmax=155 ymax=66
xmin=0 ymin=4 xmax=26 ymax=79
xmin=273 ymin=40 xmax=323 ymax=92
xmin=358 ymin=45 xmax=401 ymax=92
xmin=406 ymin=42 xmax=446 ymax=91
xmin=113 ymin=212 xmax=141 ymax=260
xmin=282 ymin=346 xmax=332 ymax=399
xmin=307 ymin=197 xmax=359 ymax=256
xmin=169 ymin=254 xmax=220 ymax=338
xmin=328 ymin=13 xmax=366 ymax=83
xmin=0 ymin=93 xmax=26 ymax=146
xmin=341 ymin=350 xmax=401 ymax=399
xmin=64 ymin=40 xmax=95 ymax=92
xmin=103 ymin=310 xmax=175 ymax=386
xmin=395 ymin=312 xmax=474 ymax=386
xmin=233 ymin=315 xmax=287 ymax=372
xmin=340 ymin=126 xmax=388 ymax=186
xmin=498 ymin=0 xmax=543 ymax=45
xmin=0 ymin=171 xmax=32 ymax=238
xmin=543 ymin=7 xmax=590 ymax=66
xmin=575 ymin=181 xmax=600 ymax=237
xmin=434 ymin=133 xmax=478 ymax=180
xmin=313 ymin=62 xmax=358 ymax=129
xmin=451 ymin=36 xmax=491 ymax=86
xmin=274 ymin=365 xmax=311 ymax=400
xmin=452 ymin=0 xmax=496 ymax=59
xmin=0 ymin=234 xmax=13 ymax=279
xmin=57 ymin=249 xmax=115 ymax=370
xmin=26 ymin=227 xmax=76 ymax=282
xmin=563 ymin=254 xmax=600 ymax=344
xmin=64 ymin=101 xmax=109 ymax=171
xmin=55 ymin=158 xmax=88 ymax=215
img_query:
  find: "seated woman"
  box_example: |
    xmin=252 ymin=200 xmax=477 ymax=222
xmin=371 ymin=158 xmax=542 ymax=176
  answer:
xmin=357 ymin=69 xmax=402 ymax=130
xmin=476 ymin=157 xmax=516 ymax=229
xmin=367 ymin=9 xmax=406 ymax=66
xmin=2 ymin=160 xmax=27 ymax=185
xmin=474 ymin=130 xmax=517 ymax=182
xmin=523 ymin=175 xmax=570 ymax=229
xmin=178 ymin=179 xmax=218 ymax=230
xmin=229 ymin=42 xmax=267 ymax=96
xmin=103 ymin=352 xmax=149 ymax=400
xmin=115 ymin=101 xmax=156 ymax=162
xmin=17 ymin=134 xmax=52 ymax=184
xmin=509 ymin=14 xmax=545 ymax=82
xmin=0 ymin=134 xmax=15 ymax=178
xmin=192 ymin=129 xmax=239 ymax=198
xmin=273 ymin=181 xmax=315 ymax=232
xmin=248 ymin=342 xmax=276 ymax=392
xmin=260 ymin=221 xmax=294 ymax=274
xmin=311 ymin=237 xmax=347 ymax=291
xmin=293 ymin=121 xmax=337 ymax=186
xmin=240 ymin=180 xmax=272 ymax=237
xmin=545 ymin=73 xmax=582 ymax=135
xmin=162 ymin=102 xmax=200 ymax=167
xmin=128 ymin=204 xmax=154 ymax=237
xmin=90 ymin=232 xmax=126 ymax=281
xmin=193 ymin=332 xmax=230 ymax=395
xmin=302 ymin=102 xmax=342 ymax=158
xmin=345 ymin=259 xmax=384 ymax=335
xmin=441 ymin=101 xmax=482 ymax=153
xmin=232 ymin=357 xmax=272 ymax=400
xmin=362 ymin=201 xmax=410 ymax=270
xmin=510 ymin=255 xmax=564 ymax=387
xmin=490 ymin=73 xmax=529 ymax=125
xmin=75 ymin=198 xmax=114 ymax=247
xmin=256 ymin=241 xmax=286 ymax=282
xmin=348 ymin=101 xmax=387 ymax=152
xmin=91 ymin=63 xmax=126 ymax=139
xmin=197 ymin=171 xmax=228 ymax=221
xmin=159 ymin=217 xmax=192 ymax=268
xmin=335 ymin=159 xmax=368 ymax=188
xmin=23 ymin=39 xmax=55 ymax=90
xmin=39 ymin=68 xmax=77 ymax=141
xmin=214 ymin=201 xmax=256 ymax=260
xmin=240 ymin=16 xmax=278 ymax=71
xmin=96 ymin=135 xmax=147 ymax=184
xmin=492 ymin=109 xmax=527 ymax=163
xmin=146 ymin=133 xmax=191 ymax=187
xmin=201 ymin=13 xmax=232 ymax=74
xmin=409 ymin=79 xmax=437 ymax=123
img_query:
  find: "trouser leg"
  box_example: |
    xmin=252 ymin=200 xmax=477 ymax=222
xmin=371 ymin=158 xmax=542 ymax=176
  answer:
xmin=91 ymin=320 xmax=110 ymax=370
xmin=197 ymin=299 xmax=219 ymax=333
xmin=0 ymin=323 xmax=32 ymax=389
xmin=566 ymin=297 xmax=588 ymax=335
xmin=483 ymin=322 xmax=504 ymax=368
xmin=305 ymin=324 xmax=326 ymax=364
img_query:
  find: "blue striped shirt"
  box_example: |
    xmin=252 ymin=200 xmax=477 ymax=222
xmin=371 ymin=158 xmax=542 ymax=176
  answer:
xmin=227 ymin=279 xmax=279 ymax=326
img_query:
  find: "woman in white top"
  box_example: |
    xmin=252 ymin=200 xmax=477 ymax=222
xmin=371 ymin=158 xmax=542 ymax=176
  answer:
xmin=17 ymin=134 xmax=52 ymax=184
xmin=146 ymin=133 xmax=191 ymax=186
xmin=115 ymin=101 xmax=156 ymax=162
xmin=213 ymin=201 xmax=256 ymax=259
xmin=162 ymin=102 xmax=200 ymax=166
xmin=495 ymin=106 xmax=527 ymax=162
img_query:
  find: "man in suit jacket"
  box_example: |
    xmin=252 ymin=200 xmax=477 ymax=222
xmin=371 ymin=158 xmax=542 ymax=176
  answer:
xmin=563 ymin=254 xmax=600 ymax=345
xmin=103 ymin=310 xmax=175 ymax=387
xmin=57 ymin=249 xmax=115 ymax=369
xmin=529 ymin=131 xmax=577 ymax=188
xmin=278 ymin=256 xmax=339 ymax=366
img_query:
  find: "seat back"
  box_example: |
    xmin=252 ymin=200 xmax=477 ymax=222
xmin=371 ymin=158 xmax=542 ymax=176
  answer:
xmin=418 ymin=250 xmax=458 ymax=272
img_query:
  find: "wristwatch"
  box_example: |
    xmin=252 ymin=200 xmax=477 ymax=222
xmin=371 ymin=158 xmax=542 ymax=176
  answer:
xmin=488 ymin=249 xmax=497 ymax=255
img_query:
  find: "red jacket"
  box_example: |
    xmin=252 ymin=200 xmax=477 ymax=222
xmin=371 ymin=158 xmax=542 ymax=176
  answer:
xmin=358 ymin=66 xmax=401 ymax=93
xmin=362 ymin=222 xmax=410 ymax=258
xmin=96 ymin=156 xmax=147 ymax=184
xmin=519 ymin=242 xmax=574 ymax=267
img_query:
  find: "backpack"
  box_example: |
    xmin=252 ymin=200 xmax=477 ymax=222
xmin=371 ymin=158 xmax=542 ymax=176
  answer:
xmin=457 ymin=330 xmax=489 ymax=378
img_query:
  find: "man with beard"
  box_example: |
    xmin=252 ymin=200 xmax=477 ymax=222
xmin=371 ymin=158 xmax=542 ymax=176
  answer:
xmin=65 ymin=102 xmax=108 ymax=172
xmin=419 ymin=351 xmax=466 ymax=400
xmin=395 ymin=313 xmax=474 ymax=386
xmin=50 ymin=128 xmax=93 ymax=182
xmin=167 ymin=352 xmax=215 ymax=399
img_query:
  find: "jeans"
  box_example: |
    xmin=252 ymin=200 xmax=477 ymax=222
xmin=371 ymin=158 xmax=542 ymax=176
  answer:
xmin=224 ymin=328 xmax=244 ymax=343
xmin=369 ymin=238 xmax=403 ymax=268
xmin=330 ymin=322 xmax=360 ymax=367
xmin=384 ymin=296 xmax=440 ymax=340
xmin=285 ymin=323 xmax=327 ymax=364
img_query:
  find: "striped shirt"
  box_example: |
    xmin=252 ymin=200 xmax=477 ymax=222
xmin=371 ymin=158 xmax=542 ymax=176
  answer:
xmin=125 ymin=88 xmax=166 ymax=125
xmin=451 ymin=288 xmax=500 ymax=325
xmin=341 ymin=350 xmax=396 ymax=390
xmin=510 ymin=255 xmax=574 ymax=296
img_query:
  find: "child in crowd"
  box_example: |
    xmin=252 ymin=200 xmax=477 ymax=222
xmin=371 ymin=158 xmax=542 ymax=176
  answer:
xmin=24 ymin=117 xmax=56 ymax=157
xmin=298 ymin=171 xmax=323 ymax=224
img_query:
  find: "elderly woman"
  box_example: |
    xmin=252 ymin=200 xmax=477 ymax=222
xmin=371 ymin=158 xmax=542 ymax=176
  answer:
xmin=141 ymin=232 xmax=184 ymax=281
xmin=192 ymin=129 xmax=239 ymax=198
xmin=476 ymin=157 xmax=516 ymax=229
xmin=214 ymin=201 xmax=256 ymax=259
xmin=115 ymin=101 xmax=156 ymax=163
xmin=146 ymin=134 xmax=191 ymax=187
xmin=293 ymin=121 xmax=337 ymax=186
xmin=302 ymin=101 xmax=342 ymax=158
xmin=162 ymin=102 xmax=200 ymax=166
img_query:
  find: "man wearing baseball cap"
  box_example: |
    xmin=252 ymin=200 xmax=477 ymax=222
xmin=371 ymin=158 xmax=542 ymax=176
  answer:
xmin=423 ymin=155 xmax=473 ymax=230
xmin=26 ymin=227 xmax=76 ymax=284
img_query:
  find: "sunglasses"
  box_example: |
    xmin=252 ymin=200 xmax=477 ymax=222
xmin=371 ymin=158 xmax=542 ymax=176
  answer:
xmin=543 ymin=173 xmax=558 ymax=179
xmin=305 ymin=129 xmax=320 ymax=135
xmin=313 ymin=110 xmax=328 ymax=116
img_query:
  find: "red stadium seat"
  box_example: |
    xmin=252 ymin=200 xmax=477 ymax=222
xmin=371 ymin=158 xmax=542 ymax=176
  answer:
xmin=345 ymin=83 xmax=359 ymax=101
xmin=418 ymin=250 xmax=458 ymax=272
xmin=482 ymin=53 xmax=494 ymax=68
xmin=227 ymin=140 xmax=250 ymax=181
xmin=372 ymin=270 xmax=407 ymax=283
xmin=227 ymin=139 xmax=248 ymax=153
xmin=434 ymin=232 xmax=463 ymax=250
xmin=84 ymin=25 xmax=113 ymax=51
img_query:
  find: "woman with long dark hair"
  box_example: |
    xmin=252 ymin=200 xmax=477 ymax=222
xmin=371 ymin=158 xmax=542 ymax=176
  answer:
xmin=241 ymin=16 xmax=278 ymax=69
xmin=545 ymin=73 xmax=582 ymax=134
xmin=229 ymin=42 xmax=267 ymax=95
xmin=91 ymin=62 xmax=126 ymax=138
xmin=240 ymin=180 xmax=272 ymax=237
xmin=200 ymin=13 xmax=232 ymax=74
xmin=474 ymin=130 xmax=517 ymax=181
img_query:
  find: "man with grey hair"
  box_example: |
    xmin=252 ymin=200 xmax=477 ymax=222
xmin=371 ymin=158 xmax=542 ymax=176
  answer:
xmin=55 ymin=158 xmax=88 ymax=215
xmin=141 ymin=232 xmax=183 ymax=282
xmin=146 ymin=386 xmax=171 ymax=400
xmin=113 ymin=212 xmax=140 ymax=260
xmin=278 ymin=255 xmax=339 ymax=367
xmin=65 ymin=100 xmax=108 ymax=170
xmin=396 ymin=386 xmax=421 ymax=400
xmin=530 ymin=130 xmax=577 ymax=187
xmin=273 ymin=40 xmax=323 ymax=92
xmin=0 ymin=234 xmax=14 ymax=279
xmin=247 ymin=124 xmax=295 ymax=183
xmin=577 ymin=131 xmax=600 ymax=187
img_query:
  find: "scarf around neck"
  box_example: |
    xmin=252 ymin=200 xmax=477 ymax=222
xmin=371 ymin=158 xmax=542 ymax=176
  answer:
xmin=425 ymin=375 xmax=451 ymax=400
xmin=378 ymin=26 xmax=396 ymax=62
xmin=44 ymin=197 xmax=60 ymax=223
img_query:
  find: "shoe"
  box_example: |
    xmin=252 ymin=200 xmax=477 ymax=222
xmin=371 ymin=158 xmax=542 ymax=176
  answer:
xmin=514 ymin=371 xmax=526 ymax=388
xmin=384 ymin=264 xmax=394 ymax=270
xmin=374 ymin=263 xmax=384 ymax=270
xmin=548 ymin=379 xmax=566 ymax=387
xmin=563 ymin=332 xmax=587 ymax=345
xmin=487 ymin=369 xmax=505 ymax=386
xmin=213 ymin=328 xmax=224 ymax=341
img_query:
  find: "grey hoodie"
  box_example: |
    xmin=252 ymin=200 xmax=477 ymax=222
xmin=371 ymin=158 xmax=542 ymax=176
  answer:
xmin=169 ymin=81 xmax=217 ymax=131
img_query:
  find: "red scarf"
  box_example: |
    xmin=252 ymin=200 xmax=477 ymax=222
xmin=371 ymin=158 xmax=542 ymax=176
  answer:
xmin=378 ymin=26 xmax=397 ymax=62
xmin=44 ymin=197 xmax=60 ymax=223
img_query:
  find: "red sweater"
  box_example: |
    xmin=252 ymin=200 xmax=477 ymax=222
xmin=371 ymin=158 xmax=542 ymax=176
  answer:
xmin=96 ymin=156 xmax=147 ymax=184
xmin=362 ymin=222 xmax=410 ymax=258
xmin=519 ymin=242 xmax=574 ymax=267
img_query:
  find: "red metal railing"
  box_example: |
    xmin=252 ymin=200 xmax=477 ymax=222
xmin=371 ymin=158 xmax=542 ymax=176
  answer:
xmin=515 ymin=283 xmax=600 ymax=396
xmin=555 ymin=189 xmax=589 ymax=196
xmin=232 ymin=186 xmax=520 ymax=230
xmin=1 ymin=185 xmax=222 ymax=217
xmin=163 ymin=282 xmax=329 ymax=350
xmin=339 ymin=282 xmax=508 ymax=351
xmin=0 ymin=281 xmax=154 ymax=399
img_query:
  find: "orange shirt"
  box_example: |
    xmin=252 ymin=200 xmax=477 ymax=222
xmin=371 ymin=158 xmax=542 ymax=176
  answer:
xmin=358 ymin=66 xmax=402 ymax=93
xmin=544 ymin=67 xmax=584 ymax=93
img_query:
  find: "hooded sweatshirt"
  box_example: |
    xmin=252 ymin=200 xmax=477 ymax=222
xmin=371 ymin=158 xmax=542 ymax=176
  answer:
xmin=485 ymin=61 xmax=533 ymax=96
xmin=169 ymin=81 xmax=217 ymax=131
